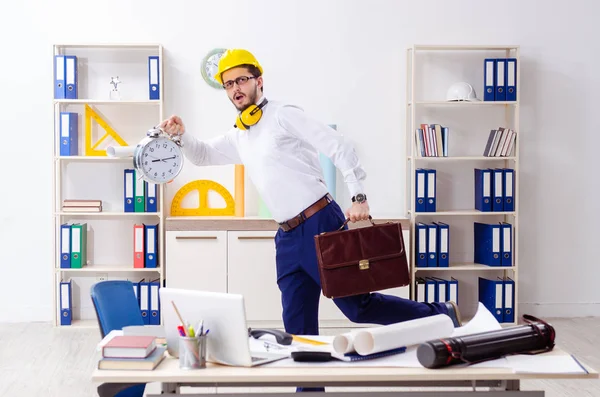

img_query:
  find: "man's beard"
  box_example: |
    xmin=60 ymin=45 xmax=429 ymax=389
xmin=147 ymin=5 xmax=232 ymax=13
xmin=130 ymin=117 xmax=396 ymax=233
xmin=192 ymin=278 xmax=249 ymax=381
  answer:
xmin=233 ymin=88 xmax=258 ymax=112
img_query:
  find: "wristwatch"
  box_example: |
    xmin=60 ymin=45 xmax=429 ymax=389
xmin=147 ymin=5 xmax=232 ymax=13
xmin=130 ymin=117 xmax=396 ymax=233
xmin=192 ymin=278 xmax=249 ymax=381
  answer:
xmin=352 ymin=193 xmax=367 ymax=203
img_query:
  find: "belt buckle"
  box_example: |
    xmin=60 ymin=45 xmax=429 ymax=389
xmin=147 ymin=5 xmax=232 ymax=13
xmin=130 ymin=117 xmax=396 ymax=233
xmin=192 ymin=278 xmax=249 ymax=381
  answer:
xmin=280 ymin=218 xmax=295 ymax=232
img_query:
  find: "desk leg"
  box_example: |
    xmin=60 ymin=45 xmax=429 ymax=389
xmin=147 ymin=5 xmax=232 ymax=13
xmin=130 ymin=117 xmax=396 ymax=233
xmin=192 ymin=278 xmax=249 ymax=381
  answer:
xmin=161 ymin=382 xmax=179 ymax=394
xmin=492 ymin=380 xmax=522 ymax=393
xmin=506 ymin=380 xmax=520 ymax=391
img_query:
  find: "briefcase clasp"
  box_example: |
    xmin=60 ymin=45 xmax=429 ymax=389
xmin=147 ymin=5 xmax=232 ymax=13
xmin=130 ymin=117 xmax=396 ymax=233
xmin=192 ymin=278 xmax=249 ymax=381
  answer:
xmin=359 ymin=259 xmax=370 ymax=270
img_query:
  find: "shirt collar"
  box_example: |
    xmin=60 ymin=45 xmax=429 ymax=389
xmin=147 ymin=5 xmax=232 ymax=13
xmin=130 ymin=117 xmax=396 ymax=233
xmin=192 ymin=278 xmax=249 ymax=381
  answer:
xmin=255 ymin=95 xmax=267 ymax=107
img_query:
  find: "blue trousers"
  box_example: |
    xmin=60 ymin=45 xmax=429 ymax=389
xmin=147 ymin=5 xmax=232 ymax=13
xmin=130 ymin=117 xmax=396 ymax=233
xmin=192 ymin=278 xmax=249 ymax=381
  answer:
xmin=275 ymin=199 xmax=450 ymax=334
xmin=275 ymin=199 xmax=450 ymax=392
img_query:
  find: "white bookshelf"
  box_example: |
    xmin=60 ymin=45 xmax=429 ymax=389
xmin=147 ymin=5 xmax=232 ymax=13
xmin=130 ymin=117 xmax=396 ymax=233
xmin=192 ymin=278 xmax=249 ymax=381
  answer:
xmin=52 ymin=43 xmax=165 ymax=327
xmin=405 ymin=44 xmax=520 ymax=325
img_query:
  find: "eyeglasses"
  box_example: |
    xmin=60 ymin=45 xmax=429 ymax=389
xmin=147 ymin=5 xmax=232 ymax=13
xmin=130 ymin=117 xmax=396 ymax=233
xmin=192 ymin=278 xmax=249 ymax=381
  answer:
xmin=222 ymin=76 xmax=256 ymax=90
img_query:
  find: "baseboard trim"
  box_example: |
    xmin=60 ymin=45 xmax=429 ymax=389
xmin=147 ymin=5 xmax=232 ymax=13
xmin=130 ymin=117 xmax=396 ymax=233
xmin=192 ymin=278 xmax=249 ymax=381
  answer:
xmin=519 ymin=303 xmax=600 ymax=317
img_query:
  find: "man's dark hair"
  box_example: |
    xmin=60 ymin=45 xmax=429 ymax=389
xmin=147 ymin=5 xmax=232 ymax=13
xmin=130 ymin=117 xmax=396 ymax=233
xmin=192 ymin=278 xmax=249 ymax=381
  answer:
xmin=242 ymin=64 xmax=263 ymax=92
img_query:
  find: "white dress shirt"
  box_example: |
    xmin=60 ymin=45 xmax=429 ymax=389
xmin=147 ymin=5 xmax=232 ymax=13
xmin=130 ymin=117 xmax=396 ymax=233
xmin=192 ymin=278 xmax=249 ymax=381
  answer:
xmin=180 ymin=96 xmax=366 ymax=223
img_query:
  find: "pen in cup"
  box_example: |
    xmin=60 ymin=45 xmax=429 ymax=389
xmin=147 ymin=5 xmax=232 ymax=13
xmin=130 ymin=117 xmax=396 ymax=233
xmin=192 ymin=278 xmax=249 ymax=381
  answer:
xmin=171 ymin=301 xmax=188 ymax=336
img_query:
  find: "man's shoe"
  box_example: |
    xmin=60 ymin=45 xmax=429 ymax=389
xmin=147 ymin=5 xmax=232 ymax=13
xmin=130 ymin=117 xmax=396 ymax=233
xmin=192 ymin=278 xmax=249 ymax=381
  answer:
xmin=444 ymin=301 xmax=463 ymax=327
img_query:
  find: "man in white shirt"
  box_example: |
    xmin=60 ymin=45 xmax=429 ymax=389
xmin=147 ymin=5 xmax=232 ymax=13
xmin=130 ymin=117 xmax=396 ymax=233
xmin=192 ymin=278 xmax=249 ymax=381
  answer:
xmin=160 ymin=48 xmax=461 ymax=341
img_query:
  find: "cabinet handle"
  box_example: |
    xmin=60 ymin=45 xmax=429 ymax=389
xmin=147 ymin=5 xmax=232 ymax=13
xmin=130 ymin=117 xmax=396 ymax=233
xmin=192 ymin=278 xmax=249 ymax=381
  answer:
xmin=176 ymin=236 xmax=218 ymax=240
xmin=237 ymin=236 xmax=274 ymax=240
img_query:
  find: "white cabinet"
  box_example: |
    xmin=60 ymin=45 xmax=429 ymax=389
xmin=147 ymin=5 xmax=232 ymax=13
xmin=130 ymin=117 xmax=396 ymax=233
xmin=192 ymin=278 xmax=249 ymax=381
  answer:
xmin=227 ymin=231 xmax=282 ymax=323
xmin=164 ymin=221 xmax=411 ymax=328
xmin=165 ymin=231 xmax=227 ymax=293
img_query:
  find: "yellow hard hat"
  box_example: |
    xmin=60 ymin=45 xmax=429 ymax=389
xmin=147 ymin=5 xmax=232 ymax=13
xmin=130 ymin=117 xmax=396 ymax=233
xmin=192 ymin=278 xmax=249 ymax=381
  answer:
xmin=214 ymin=49 xmax=263 ymax=85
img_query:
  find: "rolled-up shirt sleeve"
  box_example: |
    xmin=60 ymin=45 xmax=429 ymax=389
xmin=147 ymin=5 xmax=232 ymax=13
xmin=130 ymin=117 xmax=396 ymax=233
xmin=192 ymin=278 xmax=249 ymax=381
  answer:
xmin=180 ymin=129 xmax=242 ymax=166
xmin=276 ymin=104 xmax=366 ymax=198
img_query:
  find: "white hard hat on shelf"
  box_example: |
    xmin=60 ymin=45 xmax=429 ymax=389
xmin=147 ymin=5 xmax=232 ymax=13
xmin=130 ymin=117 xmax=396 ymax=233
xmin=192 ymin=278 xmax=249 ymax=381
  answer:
xmin=446 ymin=82 xmax=481 ymax=102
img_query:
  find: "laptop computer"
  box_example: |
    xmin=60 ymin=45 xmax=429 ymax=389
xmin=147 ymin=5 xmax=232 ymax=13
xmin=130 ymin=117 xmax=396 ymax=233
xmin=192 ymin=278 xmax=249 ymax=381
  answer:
xmin=159 ymin=288 xmax=288 ymax=367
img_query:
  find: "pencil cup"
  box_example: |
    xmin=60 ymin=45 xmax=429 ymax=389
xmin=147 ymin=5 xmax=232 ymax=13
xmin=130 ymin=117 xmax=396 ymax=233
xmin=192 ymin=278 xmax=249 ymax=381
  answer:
xmin=178 ymin=335 xmax=206 ymax=370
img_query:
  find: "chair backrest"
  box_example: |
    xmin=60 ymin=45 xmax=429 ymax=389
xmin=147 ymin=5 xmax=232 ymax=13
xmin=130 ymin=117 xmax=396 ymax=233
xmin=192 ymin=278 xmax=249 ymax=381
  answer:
xmin=90 ymin=280 xmax=144 ymax=338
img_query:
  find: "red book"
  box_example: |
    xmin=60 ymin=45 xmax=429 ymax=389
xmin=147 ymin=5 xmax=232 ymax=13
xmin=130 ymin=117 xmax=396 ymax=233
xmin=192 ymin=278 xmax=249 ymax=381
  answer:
xmin=102 ymin=335 xmax=156 ymax=359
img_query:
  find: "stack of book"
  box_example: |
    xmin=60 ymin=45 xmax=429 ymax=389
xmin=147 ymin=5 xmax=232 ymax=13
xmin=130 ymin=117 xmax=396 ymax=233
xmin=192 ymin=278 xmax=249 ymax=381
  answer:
xmin=415 ymin=123 xmax=449 ymax=157
xmin=483 ymin=128 xmax=516 ymax=157
xmin=98 ymin=335 xmax=165 ymax=370
xmin=62 ymin=199 xmax=102 ymax=212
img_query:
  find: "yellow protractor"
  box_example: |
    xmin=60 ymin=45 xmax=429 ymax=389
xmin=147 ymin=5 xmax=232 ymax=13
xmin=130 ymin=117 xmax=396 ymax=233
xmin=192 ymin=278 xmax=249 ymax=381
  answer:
xmin=84 ymin=104 xmax=128 ymax=156
xmin=170 ymin=180 xmax=236 ymax=216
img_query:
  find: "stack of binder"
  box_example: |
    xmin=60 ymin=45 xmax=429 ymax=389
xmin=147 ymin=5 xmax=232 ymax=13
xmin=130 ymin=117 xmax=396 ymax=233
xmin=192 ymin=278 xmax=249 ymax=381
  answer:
xmin=133 ymin=224 xmax=159 ymax=268
xmin=415 ymin=222 xmax=449 ymax=267
xmin=415 ymin=124 xmax=449 ymax=157
xmin=474 ymin=222 xmax=513 ymax=267
xmin=415 ymin=277 xmax=458 ymax=304
xmin=483 ymin=58 xmax=517 ymax=101
xmin=478 ymin=277 xmax=515 ymax=323
xmin=60 ymin=223 xmax=88 ymax=268
xmin=415 ymin=169 xmax=436 ymax=212
xmin=474 ymin=168 xmax=514 ymax=212
xmin=54 ymin=55 xmax=78 ymax=99
xmin=131 ymin=278 xmax=161 ymax=325
xmin=124 ymin=169 xmax=158 ymax=212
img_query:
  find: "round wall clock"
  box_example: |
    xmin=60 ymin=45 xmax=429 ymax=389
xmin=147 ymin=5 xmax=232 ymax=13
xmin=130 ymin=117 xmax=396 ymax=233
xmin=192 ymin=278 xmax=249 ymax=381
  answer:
xmin=201 ymin=48 xmax=227 ymax=89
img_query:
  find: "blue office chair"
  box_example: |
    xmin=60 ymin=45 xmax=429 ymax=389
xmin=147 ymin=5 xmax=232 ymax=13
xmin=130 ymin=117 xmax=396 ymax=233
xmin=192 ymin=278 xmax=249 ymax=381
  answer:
xmin=91 ymin=280 xmax=146 ymax=397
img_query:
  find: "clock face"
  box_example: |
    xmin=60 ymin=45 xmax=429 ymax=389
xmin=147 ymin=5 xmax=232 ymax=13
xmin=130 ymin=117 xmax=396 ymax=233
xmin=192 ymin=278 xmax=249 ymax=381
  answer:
xmin=139 ymin=137 xmax=183 ymax=184
xmin=201 ymin=48 xmax=227 ymax=89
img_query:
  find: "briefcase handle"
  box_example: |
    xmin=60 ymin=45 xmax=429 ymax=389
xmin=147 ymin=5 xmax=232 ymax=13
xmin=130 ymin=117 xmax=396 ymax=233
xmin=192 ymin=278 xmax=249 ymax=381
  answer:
xmin=338 ymin=215 xmax=375 ymax=231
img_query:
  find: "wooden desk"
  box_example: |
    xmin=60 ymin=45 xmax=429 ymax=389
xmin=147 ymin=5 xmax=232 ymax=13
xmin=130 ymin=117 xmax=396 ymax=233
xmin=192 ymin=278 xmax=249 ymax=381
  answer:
xmin=93 ymin=349 xmax=598 ymax=397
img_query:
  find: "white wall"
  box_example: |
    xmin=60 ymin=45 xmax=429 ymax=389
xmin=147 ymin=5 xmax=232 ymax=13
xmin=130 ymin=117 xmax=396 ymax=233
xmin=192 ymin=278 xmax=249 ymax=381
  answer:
xmin=0 ymin=0 xmax=598 ymax=322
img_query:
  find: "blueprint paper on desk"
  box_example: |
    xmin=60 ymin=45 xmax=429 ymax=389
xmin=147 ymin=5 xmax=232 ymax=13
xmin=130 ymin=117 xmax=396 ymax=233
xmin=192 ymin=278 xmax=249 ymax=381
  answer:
xmin=257 ymin=303 xmax=589 ymax=374
xmin=450 ymin=302 xmax=503 ymax=337
xmin=506 ymin=350 xmax=589 ymax=374
xmin=261 ymin=303 xmax=503 ymax=368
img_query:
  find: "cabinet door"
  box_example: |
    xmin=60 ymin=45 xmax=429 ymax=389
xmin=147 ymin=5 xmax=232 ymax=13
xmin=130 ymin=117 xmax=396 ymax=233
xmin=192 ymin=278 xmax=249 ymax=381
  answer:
xmin=318 ymin=229 xmax=411 ymax=323
xmin=227 ymin=231 xmax=282 ymax=323
xmin=165 ymin=231 xmax=227 ymax=293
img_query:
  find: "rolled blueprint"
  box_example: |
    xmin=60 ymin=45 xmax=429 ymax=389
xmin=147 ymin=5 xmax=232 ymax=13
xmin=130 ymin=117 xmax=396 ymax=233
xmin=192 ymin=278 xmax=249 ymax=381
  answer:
xmin=106 ymin=145 xmax=136 ymax=158
xmin=333 ymin=314 xmax=454 ymax=356
xmin=332 ymin=329 xmax=361 ymax=354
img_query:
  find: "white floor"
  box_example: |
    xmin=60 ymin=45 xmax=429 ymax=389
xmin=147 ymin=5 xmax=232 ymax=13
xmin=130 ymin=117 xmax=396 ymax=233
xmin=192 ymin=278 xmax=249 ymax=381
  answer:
xmin=0 ymin=318 xmax=599 ymax=396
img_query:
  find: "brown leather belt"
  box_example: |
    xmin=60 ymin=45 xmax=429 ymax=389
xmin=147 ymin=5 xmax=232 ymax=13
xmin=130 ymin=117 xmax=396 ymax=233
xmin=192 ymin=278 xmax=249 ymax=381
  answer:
xmin=279 ymin=193 xmax=334 ymax=232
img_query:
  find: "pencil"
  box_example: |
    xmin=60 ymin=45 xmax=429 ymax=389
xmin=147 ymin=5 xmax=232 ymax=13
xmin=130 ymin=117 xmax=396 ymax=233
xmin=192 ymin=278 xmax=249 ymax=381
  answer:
xmin=171 ymin=300 xmax=187 ymax=336
xmin=171 ymin=300 xmax=202 ymax=362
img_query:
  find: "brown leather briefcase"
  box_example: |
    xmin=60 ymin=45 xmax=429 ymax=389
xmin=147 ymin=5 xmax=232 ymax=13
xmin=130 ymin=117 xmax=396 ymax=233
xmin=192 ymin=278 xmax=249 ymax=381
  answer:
xmin=314 ymin=217 xmax=410 ymax=299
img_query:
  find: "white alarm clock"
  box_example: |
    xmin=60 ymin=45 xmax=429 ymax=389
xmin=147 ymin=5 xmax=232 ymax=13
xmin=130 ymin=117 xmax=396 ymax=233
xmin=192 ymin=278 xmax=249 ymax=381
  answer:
xmin=133 ymin=127 xmax=184 ymax=184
